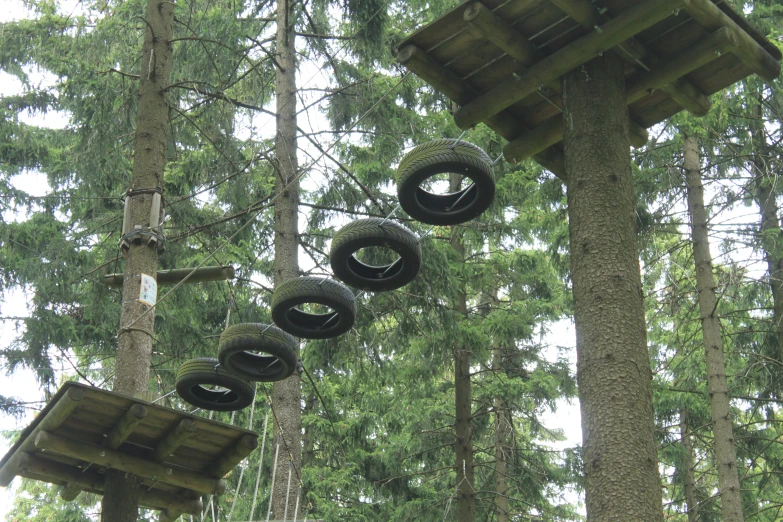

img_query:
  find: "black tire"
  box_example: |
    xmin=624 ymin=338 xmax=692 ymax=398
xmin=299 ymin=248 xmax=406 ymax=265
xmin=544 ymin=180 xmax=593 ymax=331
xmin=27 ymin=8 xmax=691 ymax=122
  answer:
xmin=330 ymin=218 xmax=422 ymax=292
xmin=271 ymin=277 xmax=356 ymax=339
xmin=175 ymin=358 xmax=254 ymax=412
xmin=218 ymin=323 xmax=298 ymax=382
xmin=397 ymin=139 xmax=495 ymax=225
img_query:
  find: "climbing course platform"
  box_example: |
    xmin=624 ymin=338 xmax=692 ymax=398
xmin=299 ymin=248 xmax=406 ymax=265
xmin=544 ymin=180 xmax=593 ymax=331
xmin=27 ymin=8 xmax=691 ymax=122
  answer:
xmin=398 ymin=0 xmax=781 ymax=177
xmin=0 ymin=381 xmax=258 ymax=522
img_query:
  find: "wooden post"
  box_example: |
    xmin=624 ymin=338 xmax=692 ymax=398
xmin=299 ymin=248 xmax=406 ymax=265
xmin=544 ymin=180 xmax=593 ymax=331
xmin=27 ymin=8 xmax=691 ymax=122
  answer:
xmin=34 ymin=431 xmax=226 ymax=495
xmin=153 ymin=419 xmax=197 ymax=462
xmin=683 ymin=0 xmax=781 ymax=80
xmin=463 ymin=2 xmax=542 ymax=65
xmin=210 ymin=434 xmax=258 ymax=479
xmin=453 ymin=0 xmax=685 ymax=129
xmin=0 ymin=386 xmax=83 ymax=487
xmin=103 ymin=266 xmax=235 ymax=288
xmin=15 ymin=453 xmax=202 ymax=514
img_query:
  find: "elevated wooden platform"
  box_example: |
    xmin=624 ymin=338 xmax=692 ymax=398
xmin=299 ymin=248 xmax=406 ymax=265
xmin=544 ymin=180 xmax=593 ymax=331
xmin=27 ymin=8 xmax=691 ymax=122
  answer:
xmin=0 ymin=382 xmax=258 ymax=521
xmin=398 ymin=0 xmax=781 ymax=176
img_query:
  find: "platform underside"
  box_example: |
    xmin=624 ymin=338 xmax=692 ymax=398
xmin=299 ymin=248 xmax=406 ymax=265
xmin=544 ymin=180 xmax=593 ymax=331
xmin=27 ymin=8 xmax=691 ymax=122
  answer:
xmin=398 ymin=0 xmax=781 ymax=175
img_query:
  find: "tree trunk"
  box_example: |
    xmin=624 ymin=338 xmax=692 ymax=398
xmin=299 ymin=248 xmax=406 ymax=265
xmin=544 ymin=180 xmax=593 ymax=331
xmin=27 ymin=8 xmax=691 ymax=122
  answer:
xmin=750 ymin=106 xmax=783 ymax=364
xmin=271 ymin=0 xmax=302 ymax=518
xmin=451 ymin=174 xmax=475 ymax=522
xmin=562 ymin=53 xmax=663 ymax=522
xmin=683 ymin=135 xmax=744 ymax=522
xmin=103 ymin=1 xmax=173 ymax=520
xmin=680 ymin=408 xmax=699 ymax=522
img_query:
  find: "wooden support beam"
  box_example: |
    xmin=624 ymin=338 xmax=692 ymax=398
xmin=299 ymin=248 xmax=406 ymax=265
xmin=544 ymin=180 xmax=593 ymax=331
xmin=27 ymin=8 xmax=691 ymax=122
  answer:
xmin=159 ymin=509 xmax=185 ymax=522
xmin=107 ymin=404 xmax=148 ymax=449
xmin=153 ymin=419 xmax=196 ymax=462
xmin=103 ymin=266 xmax=235 ymax=288
xmin=627 ymin=27 xmax=738 ymax=104
xmin=398 ymin=44 xmax=567 ymax=178
xmin=659 ymin=80 xmax=712 ymax=117
xmin=0 ymin=387 xmax=84 ymax=487
xmin=504 ymin=114 xmax=648 ymax=163
xmin=209 ymin=434 xmax=258 ymax=479
xmin=549 ymin=0 xmax=713 ymax=116
xmin=463 ymin=2 xmax=542 ymax=65
xmin=15 ymin=453 xmax=202 ymax=514
xmin=683 ymin=0 xmax=781 ymax=80
xmin=34 ymin=431 xmax=226 ymax=495
xmin=60 ymin=403 xmax=148 ymax=501
xmin=453 ymin=0 xmax=685 ymax=129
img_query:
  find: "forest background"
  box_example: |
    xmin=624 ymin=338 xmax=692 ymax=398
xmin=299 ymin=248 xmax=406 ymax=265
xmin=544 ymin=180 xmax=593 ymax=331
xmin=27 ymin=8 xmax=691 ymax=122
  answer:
xmin=0 ymin=0 xmax=781 ymax=520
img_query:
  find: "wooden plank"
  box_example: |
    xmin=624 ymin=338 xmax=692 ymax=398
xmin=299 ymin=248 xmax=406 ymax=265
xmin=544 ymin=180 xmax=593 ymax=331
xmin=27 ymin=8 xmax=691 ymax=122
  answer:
xmin=683 ymin=0 xmax=780 ymax=80
xmin=34 ymin=431 xmax=226 ymax=495
xmin=209 ymin=434 xmax=258 ymax=479
xmin=104 ymin=266 xmax=235 ymax=288
xmin=16 ymin=453 xmax=202 ymax=514
xmin=463 ymin=2 xmax=543 ymax=65
xmin=153 ymin=419 xmax=197 ymax=462
xmin=453 ymin=0 xmax=687 ymax=129
xmin=0 ymin=386 xmax=84 ymax=487
xmin=398 ymin=44 xmax=567 ymax=178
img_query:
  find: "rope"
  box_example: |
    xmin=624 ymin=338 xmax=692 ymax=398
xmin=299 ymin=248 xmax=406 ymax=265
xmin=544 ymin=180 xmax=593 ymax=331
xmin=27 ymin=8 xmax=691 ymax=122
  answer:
xmin=226 ymin=384 xmax=257 ymax=522
xmin=293 ymin=487 xmax=302 ymax=522
xmin=249 ymin=405 xmax=271 ymax=521
xmin=265 ymin=435 xmax=281 ymax=522
xmin=284 ymin=461 xmax=294 ymax=520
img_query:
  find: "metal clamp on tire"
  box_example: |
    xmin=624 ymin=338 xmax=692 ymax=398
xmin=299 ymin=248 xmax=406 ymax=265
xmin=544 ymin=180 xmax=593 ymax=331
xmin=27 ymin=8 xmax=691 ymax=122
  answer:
xmin=271 ymin=277 xmax=356 ymax=339
xmin=397 ymin=139 xmax=495 ymax=225
xmin=175 ymin=358 xmax=254 ymax=412
xmin=330 ymin=218 xmax=421 ymax=292
xmin=218 ymin=323 xmax=298 ymax=382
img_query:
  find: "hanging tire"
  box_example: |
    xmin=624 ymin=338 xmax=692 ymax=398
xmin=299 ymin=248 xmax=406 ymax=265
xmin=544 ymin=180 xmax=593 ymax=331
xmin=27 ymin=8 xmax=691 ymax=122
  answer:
xmin=271 ymin=277 xmax=356 ymax=339
xmin=397 ymin=139 xmax=495 ymax=225
xmin=175 ymin=358 xmax=254 ymax=412
xmin=218 ymin=323 xmax=298 ymax=382
xmin=330 ymin=218 xmax=421 ymax=292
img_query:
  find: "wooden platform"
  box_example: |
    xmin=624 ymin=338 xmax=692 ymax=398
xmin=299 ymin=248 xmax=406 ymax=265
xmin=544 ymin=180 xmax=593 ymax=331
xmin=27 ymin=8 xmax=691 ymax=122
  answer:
xmin=0 ymin=382 xmax=258 ymax=521
xmin=398 ymin=0 xmax=781 ymax=176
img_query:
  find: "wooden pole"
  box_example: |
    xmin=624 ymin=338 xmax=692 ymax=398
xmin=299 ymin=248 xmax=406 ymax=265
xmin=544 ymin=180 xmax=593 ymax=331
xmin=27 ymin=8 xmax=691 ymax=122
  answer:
xmin=0 ymin=386 xmax=83 ymax=487
xmin=103 ymin=266 xmax=235 ymax=288
xmin=107 ymin=0 xmax=175 ymax=518
xmin=34 ymin=431 xmax=226 ymax=495
xmin=16 ymin=453 xmax=202 ymax=514
xmin=683 ymin=0 xmax=781 ymax=80
xmin=453 ymin=0 xmax=685 ymax=129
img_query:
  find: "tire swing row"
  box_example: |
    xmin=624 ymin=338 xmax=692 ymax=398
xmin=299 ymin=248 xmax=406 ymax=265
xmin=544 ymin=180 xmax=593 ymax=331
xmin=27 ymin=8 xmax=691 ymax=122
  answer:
xmin=174 ymin=139 xmax=495 ymax=412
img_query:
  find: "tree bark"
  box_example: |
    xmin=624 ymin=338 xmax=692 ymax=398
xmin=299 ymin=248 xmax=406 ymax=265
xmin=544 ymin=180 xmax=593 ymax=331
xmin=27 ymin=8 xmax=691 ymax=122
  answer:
xmin=562 ymin=53 xmax=663 ymax=522
xmin=683 ymin=135 xmax=744 ymax=522
xmin=103 ymin=1 xmax=173 ymax=520
xmin=451 ymin=174 xmax=475 ymax=522
xmin=271 ymin=0 xmax=302 ymax=518
xmin=680 ymin=408 xmax=699 ymax=522
xmin=750 ymin=104 xmax=783 ymax=364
